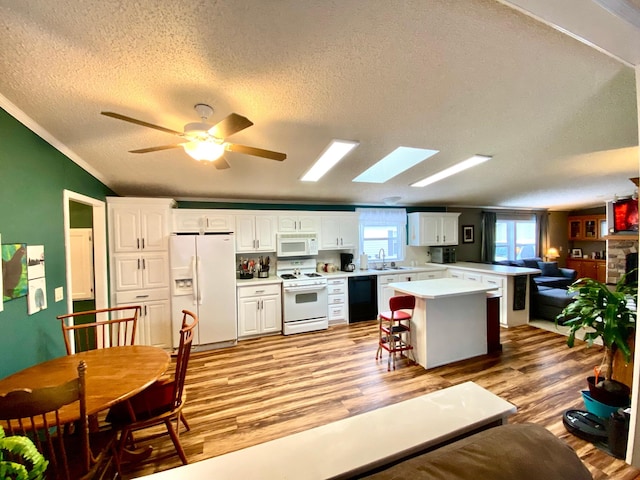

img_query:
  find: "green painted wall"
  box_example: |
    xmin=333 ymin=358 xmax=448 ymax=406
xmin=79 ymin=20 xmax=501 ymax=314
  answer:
xmin=0 ymin=107 xmax=114 ymax=377
xmin=70 ymin=200 xmax=93 ymax=228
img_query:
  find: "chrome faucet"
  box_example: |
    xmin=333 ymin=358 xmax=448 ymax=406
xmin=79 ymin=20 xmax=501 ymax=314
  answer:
xmin=378 ymin=248 xmax=386 ymax=269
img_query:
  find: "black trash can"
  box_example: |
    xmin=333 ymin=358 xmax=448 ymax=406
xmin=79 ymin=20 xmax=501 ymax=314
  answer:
xmin=608 ymin=408 xmax=631 ymax=459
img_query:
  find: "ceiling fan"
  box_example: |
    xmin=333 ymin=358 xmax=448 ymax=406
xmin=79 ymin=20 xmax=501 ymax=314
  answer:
xmin=101 ymin=104 xmax=286 ymax=170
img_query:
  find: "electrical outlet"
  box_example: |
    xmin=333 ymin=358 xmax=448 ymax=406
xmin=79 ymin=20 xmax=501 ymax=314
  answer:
xmin=54 ymin=287 xmax=64 ymax=302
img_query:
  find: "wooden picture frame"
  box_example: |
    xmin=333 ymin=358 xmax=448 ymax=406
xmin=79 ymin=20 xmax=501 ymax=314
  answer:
xmin=571 ymin=248 xmax=583 ymax=258
xmin=462 ymin=225 xmax=474 ymax=244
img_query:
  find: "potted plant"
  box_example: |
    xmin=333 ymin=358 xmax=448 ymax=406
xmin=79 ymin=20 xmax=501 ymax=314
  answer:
xmin=557 ymin=272 xmax=637 ymax=407
xmin=0 ymin=426 xmax=48 ymax=480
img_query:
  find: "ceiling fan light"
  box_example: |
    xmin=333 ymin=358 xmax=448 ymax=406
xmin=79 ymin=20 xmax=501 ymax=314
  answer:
xmin=182 ymin=141 xmax=225 ymax=162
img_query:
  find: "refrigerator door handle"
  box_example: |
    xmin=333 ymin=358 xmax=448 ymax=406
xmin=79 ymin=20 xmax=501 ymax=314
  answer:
xmin=196 ymin=256 xmax=203 ymax=305
xmin=190 ymin=255 xmax=198 ymax=305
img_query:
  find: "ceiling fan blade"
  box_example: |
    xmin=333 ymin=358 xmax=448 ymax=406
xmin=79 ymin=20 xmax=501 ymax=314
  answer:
xmin=129 ymin=144 xmax=183 ymax=154
xmin=226 ymin=143 xmax=286 ymax=161
xmin=213 ymin=157 xmax=231 ymax=170
xmin=209 ymin=113 xmax=253 ymax=139
xmin=101 ymin=111 xmax=183 ymax=136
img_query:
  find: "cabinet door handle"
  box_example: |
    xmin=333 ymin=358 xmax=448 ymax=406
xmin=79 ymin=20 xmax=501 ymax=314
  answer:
xmin=137 ymin=258 xmax=141 ymax=269
xmin=256 ymin=239 xmax=260 ymax=249
xmin=135 ymin=295 xmax=149 ymax=299
xmin=137 ymin=238 xmax=140 ymax=249
xmin=142 ymin=238 xmax=145 ymax=249
xmin=255 ymin=289 xmax=265 ymax=294
xmin=142 ymin=258 xmax=146 ymax=269
xmin=144 ymin=305 xmax=148 ymax=316
xmin=336 ymin=237 xmax=339 ymax=245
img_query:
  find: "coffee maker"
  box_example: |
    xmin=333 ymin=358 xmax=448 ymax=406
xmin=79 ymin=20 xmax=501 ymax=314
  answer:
xmin=340 ymin=253 xmax=355 ymax=271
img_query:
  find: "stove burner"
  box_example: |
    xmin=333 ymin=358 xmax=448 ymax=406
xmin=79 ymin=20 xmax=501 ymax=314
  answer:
xmin=280 ymin=274 xmax=297 ymax=280
xmin=305 ymin=273 xmax=322 ymax=277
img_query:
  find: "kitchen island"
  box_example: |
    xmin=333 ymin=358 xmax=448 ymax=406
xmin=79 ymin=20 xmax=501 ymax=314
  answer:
xmin=389 ymin=278 xmax=498 ymax=370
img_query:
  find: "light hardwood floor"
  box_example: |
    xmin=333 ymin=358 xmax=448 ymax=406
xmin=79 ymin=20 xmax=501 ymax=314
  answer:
xmin=122 ymin=321 xmax=640 ymax=480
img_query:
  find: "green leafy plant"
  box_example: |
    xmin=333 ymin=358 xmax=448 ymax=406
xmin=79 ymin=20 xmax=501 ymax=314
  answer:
xmin=0 ymin=426 xmax=48 ymax=480
xmin=557 ymin=272 xmax=637 ymax=386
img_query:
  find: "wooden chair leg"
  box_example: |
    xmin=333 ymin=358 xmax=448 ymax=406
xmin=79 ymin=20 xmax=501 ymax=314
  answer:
xmin=164 ymin=418 xmax=188 ymax=465
xmin=180 ymin=412 xmax=190 ymax=432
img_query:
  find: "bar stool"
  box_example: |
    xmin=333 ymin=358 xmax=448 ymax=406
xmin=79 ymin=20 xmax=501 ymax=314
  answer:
xmin=376 ymin=295 xmax=415 ymax=371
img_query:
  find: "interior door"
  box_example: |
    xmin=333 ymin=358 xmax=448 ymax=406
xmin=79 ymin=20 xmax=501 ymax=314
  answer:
xmin=69 ymin=228 xmax=95 ymax=300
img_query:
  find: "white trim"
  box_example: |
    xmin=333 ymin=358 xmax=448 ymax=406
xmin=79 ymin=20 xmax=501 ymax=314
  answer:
xmin=625 ymin=64 xmax=640 ymax=467
xmin=62 ymin=190 xmax=109 ymax=333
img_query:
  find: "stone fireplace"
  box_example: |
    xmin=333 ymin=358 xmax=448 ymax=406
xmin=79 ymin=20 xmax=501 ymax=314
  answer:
xmin=607 ymin=236 xmax=639 ymax=284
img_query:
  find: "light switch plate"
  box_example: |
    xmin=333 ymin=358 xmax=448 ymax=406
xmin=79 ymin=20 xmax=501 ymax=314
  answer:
xmin=54 ymin=287 xmax=64 ymax=302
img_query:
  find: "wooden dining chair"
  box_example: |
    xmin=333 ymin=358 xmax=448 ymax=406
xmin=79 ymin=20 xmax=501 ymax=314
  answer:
xmin=57 ymin=305 xmax=140 ymax=354
xmin=0 ymin=360 xmax=118 ymax=480
xmin=376 ymin=295 xmax=416 ymax=371
xmin=107 ymin=309 xmax=198 ymax=465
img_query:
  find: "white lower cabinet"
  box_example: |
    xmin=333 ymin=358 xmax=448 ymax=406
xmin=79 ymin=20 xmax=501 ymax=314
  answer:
xmin=327 ymin=276 xmax=348 ymax=324
xmin=377 ymin=274 xmax=399 ymax=313
xmin=237 ymin=283 xmax=282 ymax=338
xmin=115 ymin=288 xmax=172 ymax=349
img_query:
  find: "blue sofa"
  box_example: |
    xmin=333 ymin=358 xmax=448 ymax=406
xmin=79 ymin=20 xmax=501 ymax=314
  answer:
xmin=495 ymin=257 xmax=577 ymax=289
xmin=494 ymin=257 xmax=578 ymax=322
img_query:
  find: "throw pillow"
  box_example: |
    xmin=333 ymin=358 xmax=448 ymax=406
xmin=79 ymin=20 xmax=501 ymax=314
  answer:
xmin=522 ymin=258 xmax=541 ymax=269
xmin=537 ymin=261 xmax=560 ymax=277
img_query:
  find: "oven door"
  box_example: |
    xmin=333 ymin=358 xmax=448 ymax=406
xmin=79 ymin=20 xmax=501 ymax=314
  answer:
xmin=282 ymin=284 xmax=328 ymax=322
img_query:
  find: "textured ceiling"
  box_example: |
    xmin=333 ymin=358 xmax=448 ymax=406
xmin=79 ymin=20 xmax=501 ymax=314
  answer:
xmin=0 ymin=0 xmax=637 ymax=210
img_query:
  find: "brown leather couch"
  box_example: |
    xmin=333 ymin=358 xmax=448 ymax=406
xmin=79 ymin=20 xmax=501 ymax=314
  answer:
xmin=362 ymin=423 xmax=592 ymax=480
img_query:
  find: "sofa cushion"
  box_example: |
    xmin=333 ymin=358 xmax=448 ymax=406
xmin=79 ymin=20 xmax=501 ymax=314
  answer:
xmin=521 ymin=257 xmax=542 ymax=269
xmin=536 ymin=287 xmax=577 ymax=309
xmin=537 ymin=261 xmax=560 ymax=277
xmin=363 ymin=423 xmax=591 ymax=480
xmin=534 ymin=276 xmax=574 ymax=289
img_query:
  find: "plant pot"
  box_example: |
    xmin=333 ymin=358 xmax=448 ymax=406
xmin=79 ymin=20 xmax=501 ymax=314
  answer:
xmin=587 ymin=376 xmax=630 ymax=407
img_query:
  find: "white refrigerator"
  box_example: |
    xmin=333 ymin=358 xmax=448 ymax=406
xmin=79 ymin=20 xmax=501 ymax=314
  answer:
xmin=170 ymin=234 xmax=237 ymax=348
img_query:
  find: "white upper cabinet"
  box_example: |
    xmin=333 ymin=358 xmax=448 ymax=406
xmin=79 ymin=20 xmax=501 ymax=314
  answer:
xmin=235 ymin=214 xmax=277 ymax=252
xmin=172 ymin=209 xmax=234 ymax=233
xmin=408 ymin=212 xmax=460 ymax=246
xmin=320 ymin=213 xmax=359 ymax=250
xmin=277 ymin=214 xmax=320 ymax=233
xmin=109 ymin=198 xmax=175 ymax=253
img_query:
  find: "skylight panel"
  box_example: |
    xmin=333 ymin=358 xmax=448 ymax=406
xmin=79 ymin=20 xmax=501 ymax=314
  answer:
xmin=352 ymin=147 xmax=439 ymax=183
xmin=411 ymin=155 xmax=492 ymax=188
xmin=301 ymin=139 xmax=360 ymax=182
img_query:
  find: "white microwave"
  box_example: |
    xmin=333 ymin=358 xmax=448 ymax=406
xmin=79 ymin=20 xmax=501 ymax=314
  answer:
xmin=276 ymin=232 xmax=319 ymax=257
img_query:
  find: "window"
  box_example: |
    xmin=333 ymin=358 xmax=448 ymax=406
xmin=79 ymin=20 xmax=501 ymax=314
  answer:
xmin=357 ymin=208 xmax=406 ymax=262
xmin=494 ymin=214 xmax=537 ymax=261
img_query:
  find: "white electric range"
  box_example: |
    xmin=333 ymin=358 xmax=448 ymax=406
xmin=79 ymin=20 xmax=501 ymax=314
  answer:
xmin=277 ymin=258 xmax=328 ymax=335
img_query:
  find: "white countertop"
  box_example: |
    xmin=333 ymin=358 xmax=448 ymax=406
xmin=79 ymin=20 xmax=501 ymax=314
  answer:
xmin=135 ymin=381 xmax=516 ymax=480
xmin=389 ymin=277 xmax=499 ymax=299
xmin=322 ymin=265 xmax=447 ymax=278
xmin=435 ymin=262 xmax=541 ymax=276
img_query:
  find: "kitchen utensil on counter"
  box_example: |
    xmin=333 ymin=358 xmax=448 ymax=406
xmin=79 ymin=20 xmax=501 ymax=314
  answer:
xmin=345 ymin=263 xmax=355 ymax=272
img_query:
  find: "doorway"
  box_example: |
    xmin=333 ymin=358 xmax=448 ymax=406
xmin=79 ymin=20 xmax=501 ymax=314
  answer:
xmin=63 ymin=190 xmax=108 ymax=315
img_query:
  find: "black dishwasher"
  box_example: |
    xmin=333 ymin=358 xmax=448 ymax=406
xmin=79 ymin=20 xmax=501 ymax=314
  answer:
xmin=348 ymin=275 xmax=378 ymax=323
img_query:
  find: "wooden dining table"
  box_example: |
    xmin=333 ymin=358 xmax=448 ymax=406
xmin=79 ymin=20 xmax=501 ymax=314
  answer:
xmin=0 ymin=345 xmax=171 ymax=425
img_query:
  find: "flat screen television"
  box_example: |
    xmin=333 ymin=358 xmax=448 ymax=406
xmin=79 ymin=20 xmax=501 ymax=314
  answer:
xmin=612 ymin=197 xmax=639 ymax=233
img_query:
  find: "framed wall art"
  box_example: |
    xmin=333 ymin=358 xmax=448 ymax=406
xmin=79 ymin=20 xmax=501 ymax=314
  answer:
xmin=462 ymin=225 xmax=474 ymax=244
